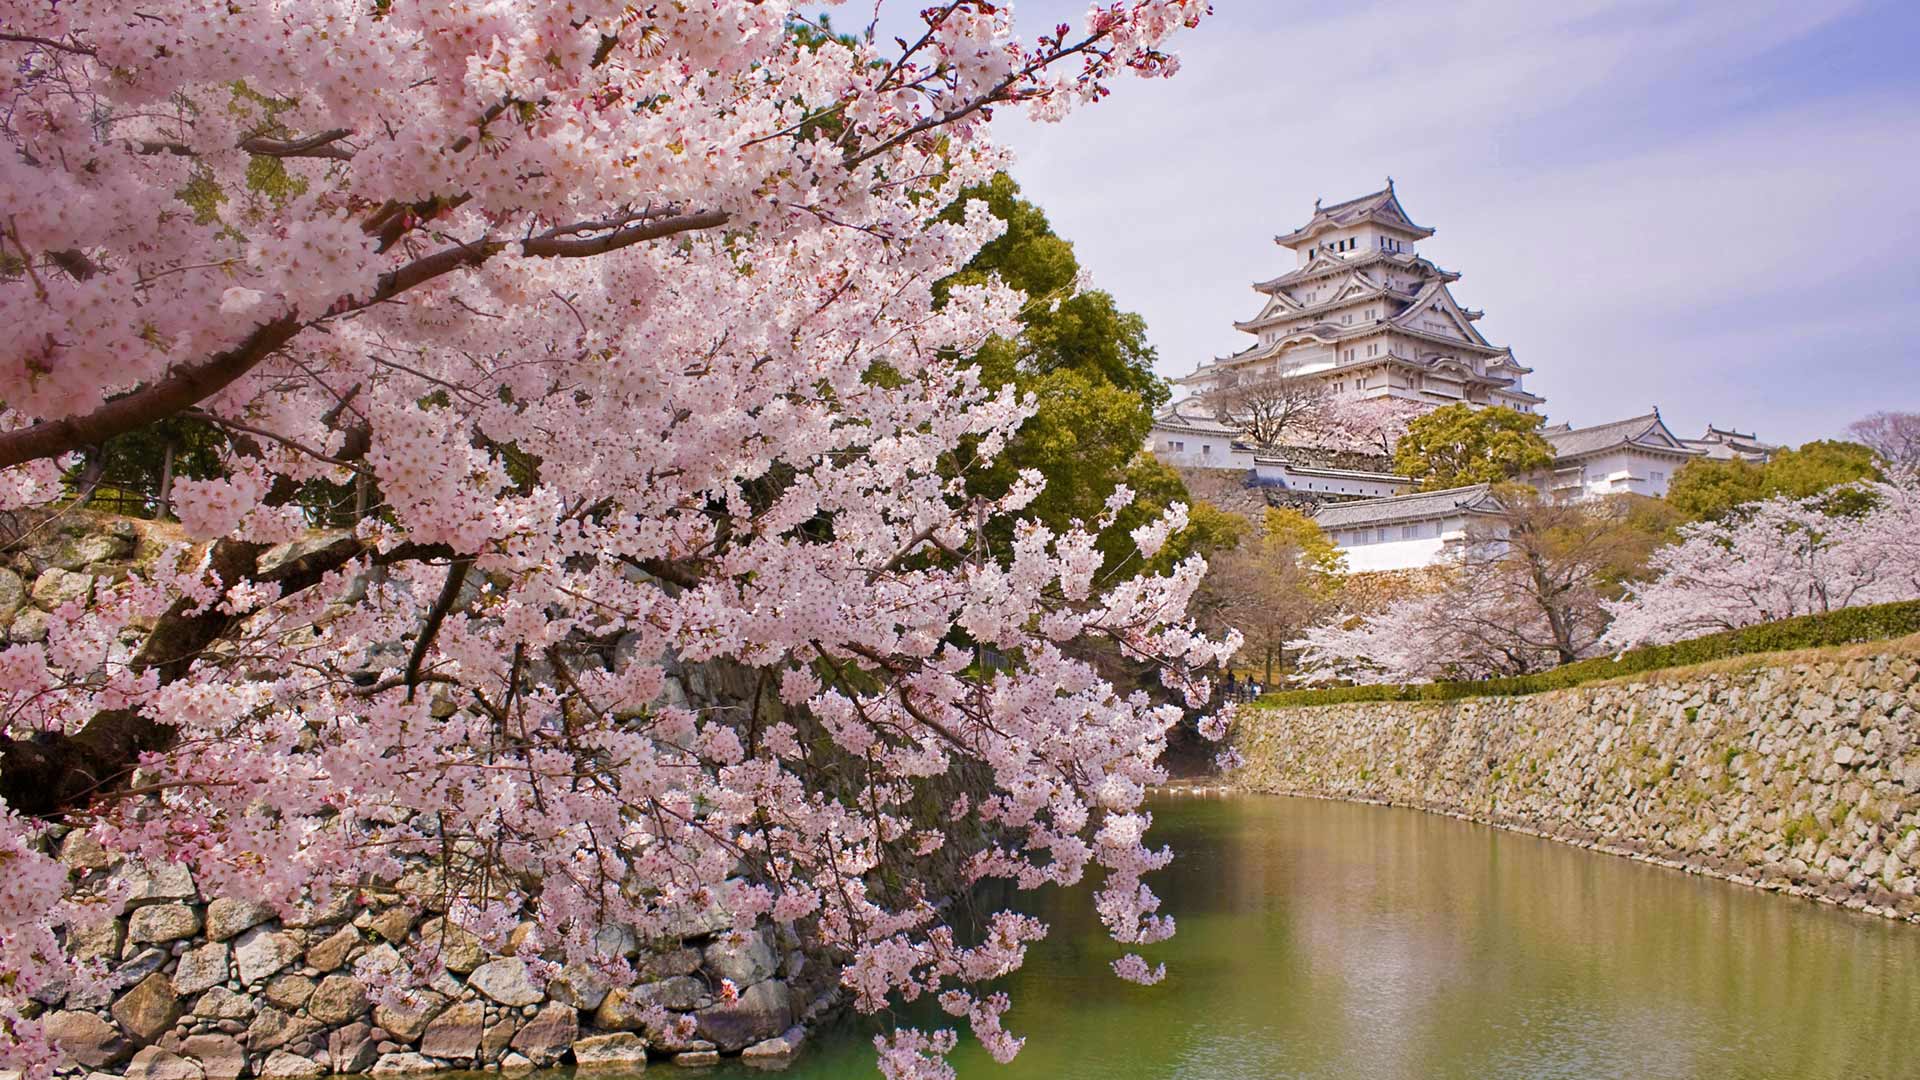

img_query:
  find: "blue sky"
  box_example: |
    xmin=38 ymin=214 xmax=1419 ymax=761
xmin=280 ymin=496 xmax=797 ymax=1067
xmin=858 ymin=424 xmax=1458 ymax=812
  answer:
xmin=898 ymin=0 xmax=1920 ymax=444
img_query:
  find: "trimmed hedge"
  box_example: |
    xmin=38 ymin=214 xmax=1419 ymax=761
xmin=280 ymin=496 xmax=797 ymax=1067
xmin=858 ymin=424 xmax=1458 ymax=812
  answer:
xmin=1261 ymin=599 xmax=1920 ymax=709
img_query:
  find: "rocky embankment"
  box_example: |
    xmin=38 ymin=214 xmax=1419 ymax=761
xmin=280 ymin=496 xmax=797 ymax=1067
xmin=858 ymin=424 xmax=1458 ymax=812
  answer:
xmin=35 ymin=845 xmax=829 ymax=1079
xmin=1233 ymin=640 xmax=1920 ymax=920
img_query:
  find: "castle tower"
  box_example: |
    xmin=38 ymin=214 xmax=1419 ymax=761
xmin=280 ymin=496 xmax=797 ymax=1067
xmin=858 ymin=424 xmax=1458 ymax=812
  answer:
xmin=1175 ymin=182 xmax=1543 ymax=415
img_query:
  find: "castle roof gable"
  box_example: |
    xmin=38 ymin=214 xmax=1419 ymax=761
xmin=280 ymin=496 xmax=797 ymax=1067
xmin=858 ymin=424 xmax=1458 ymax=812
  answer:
xmin=1544 ymin=411 xmax=1701 ymax=460
xmin=1276 ymin=181 xmax=1435 ymax=248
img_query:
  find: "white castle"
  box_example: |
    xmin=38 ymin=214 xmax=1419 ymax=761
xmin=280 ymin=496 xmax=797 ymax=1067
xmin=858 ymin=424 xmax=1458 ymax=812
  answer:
xmin=1150 ymin=183 xmax=1776 ymax=572
xmin=1174 ymin=180 xmax=1543 ymax=415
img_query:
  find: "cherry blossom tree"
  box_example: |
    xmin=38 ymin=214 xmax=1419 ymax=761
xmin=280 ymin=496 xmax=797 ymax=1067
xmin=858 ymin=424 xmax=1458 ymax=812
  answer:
xmin=1846 ymin=411 xmax=1920 ymax=470
xmin=1204 ymin=368 xmax=1418 ymax=456
xmin=1291 ymin=491 xmax=1665 ymax=684
xmin=1602 ymin=470 xmax=1920 ymax=649
xmin=0 ymin=4 xmax=1228 ymax=1077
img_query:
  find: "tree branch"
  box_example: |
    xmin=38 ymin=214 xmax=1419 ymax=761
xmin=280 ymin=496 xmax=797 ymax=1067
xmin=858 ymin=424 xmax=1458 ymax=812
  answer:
xmin=0 ymin=208 xmax=729 ymax=472
xmin=240 ymin=128 xmax=355 ymax=161
xmin=405 ymin=558 xmax=472 ymax=702
xmin=0 ymin=31 xmax=97 ymax=56
xmin=0 ymin=314 xmax=302 ymax=470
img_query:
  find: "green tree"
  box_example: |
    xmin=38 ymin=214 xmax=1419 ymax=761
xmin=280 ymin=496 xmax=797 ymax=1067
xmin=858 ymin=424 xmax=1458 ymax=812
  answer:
xmin=1393 ymin=403 xmax=1553 ymax=490
xmin=1666 ymin=439 xmax=1882 ymax=520
xmin=936 ymin=174 xmax=1188 ymax=574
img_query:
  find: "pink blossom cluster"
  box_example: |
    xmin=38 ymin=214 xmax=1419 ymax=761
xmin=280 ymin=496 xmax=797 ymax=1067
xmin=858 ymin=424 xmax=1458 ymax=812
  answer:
xmin=1602 ymin=469 xmax=1920 ymax=649
xmin=0 ymin=2 xmax=1222 ymax=1076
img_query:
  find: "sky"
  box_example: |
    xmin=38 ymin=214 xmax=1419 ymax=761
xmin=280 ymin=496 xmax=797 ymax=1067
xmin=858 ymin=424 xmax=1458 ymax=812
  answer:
xmin=881 ymin=0 xmax=1920 ymax=444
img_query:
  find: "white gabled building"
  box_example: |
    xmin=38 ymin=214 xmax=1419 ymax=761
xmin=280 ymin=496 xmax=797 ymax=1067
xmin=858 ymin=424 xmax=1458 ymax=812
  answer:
xmin=1682 ymin=424 xmax=1780 ymax=462
xmin=1148 ymin=398 xmax=1252 ymax=469
xmin=1171 ymin=181 xmax=1545 ymax=416
xmin=1314 ymin=484 xmax=1506 ymax=573
xmin=1539 ymin=410 xmax=1702 ymax=499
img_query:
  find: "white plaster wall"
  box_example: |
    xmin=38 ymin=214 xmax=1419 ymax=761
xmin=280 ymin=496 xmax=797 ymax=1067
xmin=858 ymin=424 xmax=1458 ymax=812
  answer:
xmin=1152 ymin=430 xmax=1249 ymax=469
xmin=1569 ymin=450 xmax=1680 ymax=498
xmin=1338 ymin=534 xmax=1450 ymax=572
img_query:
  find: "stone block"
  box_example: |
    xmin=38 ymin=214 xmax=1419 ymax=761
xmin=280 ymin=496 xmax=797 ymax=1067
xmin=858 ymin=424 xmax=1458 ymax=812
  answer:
xmin=672 ymin=1050 xmax=719 ymax=1067
xmin=368 ymin=1053 xmax=441 ymax=1076
xmin=481 ymin=1015 xmax=521 ymax=1061
xmin=303 ymin=925 xmax=360 ymax=973
xmin=307 ymin=974 xmax=369 ymax=1025
xmin=259 ymin=1051 xmax=326 ymax=1079
xmin=693 ymin=979 xmax=791 ymax=1053
xmin=232 ymin=928 xmax=302 ymax=986
xmin=245 ymin=1007 xmax=320 ymax=1053
xmin=468 ymin=958 xmax=542 ymax=1007
xmin=204 ymin=900 xmax=276 ymax=943
xmin=570 ymin=1032 xmax=649 ymax=1070
xmin=414 ymin=918 xmax=482 ymax=974
xmin=418 ymin=1000 xmax=486 ymax=1061
xmin=172 ymin=944 xmax=230 ymax=997
xmin=371 ymin=990 xmax=447 ymax=1043
xmin=598 ymin=975 xmax=707 ymax=1033
xmin=112 ymin=973 xmax=183 ymax=1043
xmin=180 ymin=1033 xmax=245 ymax=1080
xmin=44 ymin=1009 xmax=132 ymax=1068
xmin=262 ymin=974 xmax=315 ymax=1012
xmin=32 ymin=567 xmax=95 ymax=610
xmin=547 ymin=965 xmax=610 ymax=1011
xmin=59 ymin=830 xmax=114 ymax=872
xmin=116 ymin=861 xmax=197 ymax=906
xmin=740 ymin=1024 xmax=806 ymax=1061
xmin=702 ymin=929 xmax=776 ymax=987
xmin=328 ymin=1022 xmax=378 ymax=1075
xmin=123 ymin=1046 xmax=205 ymax=1080
xmin=506 ymin=1004 xmax=577 ymax=1067
xmin=635 ymin=947 xmax=702 ymax=981
xmin=68 ymin=916 xmax=124 ymax=964
xmin=129 ymin=904 xmax=202 ymax=945
xmin=366 ymin=907 xmax=415 ymax=945
xmin=7 ymin=606 xmax=47 ymax=642
xmin=191 ymin=988 xmax=256 ymax=1023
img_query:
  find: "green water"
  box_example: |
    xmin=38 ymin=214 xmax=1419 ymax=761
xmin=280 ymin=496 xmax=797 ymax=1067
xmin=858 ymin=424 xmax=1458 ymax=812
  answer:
xmin=693 ymin=794 xmax=1920 ymax=1079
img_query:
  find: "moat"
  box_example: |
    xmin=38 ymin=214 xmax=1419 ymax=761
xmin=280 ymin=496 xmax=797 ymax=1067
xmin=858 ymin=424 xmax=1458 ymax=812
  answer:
xmin=679 ymin=794 xmax=1916 ymax=1079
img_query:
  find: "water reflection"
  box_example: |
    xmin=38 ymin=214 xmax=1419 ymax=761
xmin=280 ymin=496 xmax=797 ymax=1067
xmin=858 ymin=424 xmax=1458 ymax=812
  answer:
xmin=680 ymin=795 xmax=1920 ymax=1079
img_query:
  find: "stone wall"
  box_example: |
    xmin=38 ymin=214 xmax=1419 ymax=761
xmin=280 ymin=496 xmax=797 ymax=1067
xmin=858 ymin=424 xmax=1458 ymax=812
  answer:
xmin=1231 ymin=639 xmax=1920 ymax=920
xmin=36 ymin=848 xmax=830 ymax=1079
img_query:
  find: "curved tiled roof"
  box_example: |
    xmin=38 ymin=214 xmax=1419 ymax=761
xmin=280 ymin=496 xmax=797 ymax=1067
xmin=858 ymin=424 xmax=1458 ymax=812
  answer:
xmin=1313 ymin=484 xmax=1503 ymax=529
xmin=1543 ymin=412 xmax=1701 ymax=460
xmin=1275 ymin=183 xmax=1436 ymax=247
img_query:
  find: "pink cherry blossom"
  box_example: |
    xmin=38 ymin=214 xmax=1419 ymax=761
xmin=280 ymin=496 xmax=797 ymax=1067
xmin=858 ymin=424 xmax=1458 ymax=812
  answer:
xmin=0 ymin=3 xmax=1226 ymax=1075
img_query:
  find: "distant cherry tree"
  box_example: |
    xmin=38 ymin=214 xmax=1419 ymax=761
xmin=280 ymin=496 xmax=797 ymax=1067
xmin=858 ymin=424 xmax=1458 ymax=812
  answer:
xmin=1603 ymin=470 xmax=1920 ymax=649
xmin=0 ymin=4 xmax=1224 ymax=1077
xmin=1847 ymin=411 xmax=1920 ymax=470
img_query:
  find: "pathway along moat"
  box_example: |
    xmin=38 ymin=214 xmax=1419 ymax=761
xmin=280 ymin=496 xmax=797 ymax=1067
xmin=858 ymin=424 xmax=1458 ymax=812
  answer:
xmin=642 ymin=795 xmax=1918 ymax=1079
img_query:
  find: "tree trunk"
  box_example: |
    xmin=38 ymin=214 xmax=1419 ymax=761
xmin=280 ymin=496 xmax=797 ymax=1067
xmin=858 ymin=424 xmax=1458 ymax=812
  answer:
xmin=71 ymin=448 xmax=107 ymax=509
xmin=157 ymin=438 xmax=176 ymax=518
